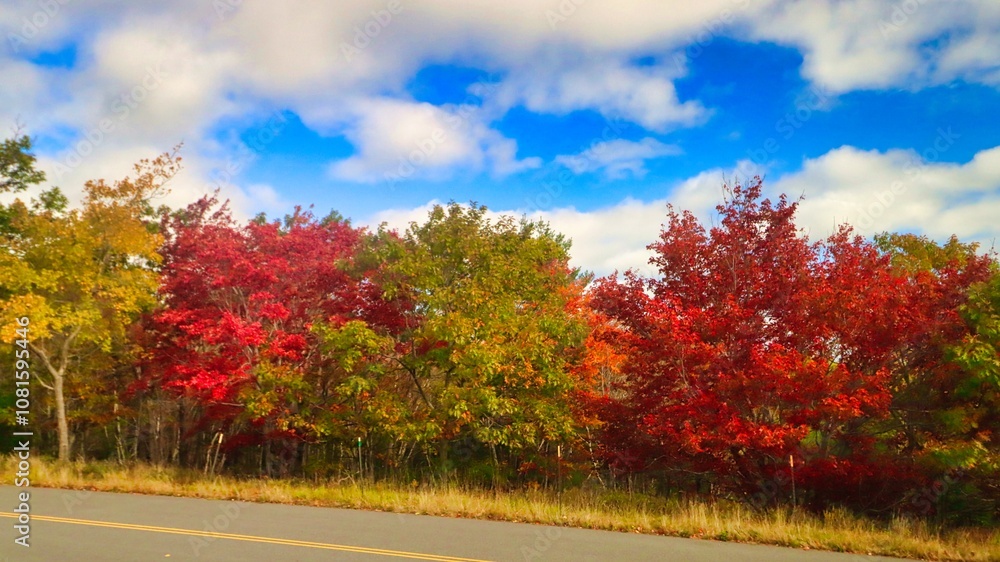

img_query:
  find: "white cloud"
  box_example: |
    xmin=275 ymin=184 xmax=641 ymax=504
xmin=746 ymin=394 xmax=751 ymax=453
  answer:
xmin=6 ymin=0 xmax=1000 ymax=217
xmin=327 ymin=98 xmax=540 ymax=184
xmin=494 ymin=55 xmax=708 ymax=132
xmin=237 ymin=183 xmax=289 ymax=217
xmin=0 ymin=56 xmax=77 ymax=134
xmin=11 ymin=1 xmax=999 ymax=147
xmin=768 ymin=144 xmax=1000 ymax=246
xmin=935 ymin=29 xmax=1000 ymax=86
xmin=672 ymin=159 xmax=766 ymax=216
xmin=532 ymin=199 xmax=668 ymax=276
xmin=86 ymin=23 xmax=244 ymax=146
xmin=7 ymin=1 xmax=725 ymax=190
xmin=555 ymin=137 xmax=682 ymax=179
xmin=744 ymin=0 xmax=1000 ymax=92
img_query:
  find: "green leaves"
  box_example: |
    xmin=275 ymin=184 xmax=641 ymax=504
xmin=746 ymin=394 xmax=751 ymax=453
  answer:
xmin=953 ymin=273 xmax=1000 ymax=389
xmin=369 ymin=202 xmax=592 ymax=458
xmin=0 ymin=134 xmax=46 ymax=195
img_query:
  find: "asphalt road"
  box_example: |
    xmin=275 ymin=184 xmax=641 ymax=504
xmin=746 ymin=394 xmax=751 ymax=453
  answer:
xmin=1 ymin=485 xmax=911 ymax=562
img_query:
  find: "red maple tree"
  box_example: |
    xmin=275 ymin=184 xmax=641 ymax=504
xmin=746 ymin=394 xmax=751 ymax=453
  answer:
xmin=591 ymin=179 xmax=903 ymax=503
xmin=141 ymin=197 xmax=400 ymax=472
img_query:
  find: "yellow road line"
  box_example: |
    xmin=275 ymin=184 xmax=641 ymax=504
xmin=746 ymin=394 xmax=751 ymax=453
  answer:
xmin=0 ymin=512 xmax=491 ymax=561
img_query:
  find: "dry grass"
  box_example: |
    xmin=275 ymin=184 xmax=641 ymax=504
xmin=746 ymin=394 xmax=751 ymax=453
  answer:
xmin=4 ymin=456 xmax=999 ymax=561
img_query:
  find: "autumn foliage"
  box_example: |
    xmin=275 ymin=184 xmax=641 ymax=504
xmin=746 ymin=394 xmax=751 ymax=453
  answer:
xmin=3 ymin=139 xmax=1000 ymax=524
xmin=589 ymin=179 xmax=998 ymax=517
xmin=142 ymin=198 xmax=389 ymax=469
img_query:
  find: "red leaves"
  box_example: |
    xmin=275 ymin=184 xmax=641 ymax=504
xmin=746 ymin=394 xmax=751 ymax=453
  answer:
xmin=143 ymin=198 xmax=397 ymax=437
xmin=586 ymin=180 xmax=1000 ymax=513
xmin=124 ymin=185 xmax=999 ymax=509
xmin=592 ymin=177 xmax=899 ymax=492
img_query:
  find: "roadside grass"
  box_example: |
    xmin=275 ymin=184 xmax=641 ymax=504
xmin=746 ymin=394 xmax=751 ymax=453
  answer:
xmin=3 ymin=456 xmax=998 ymax=561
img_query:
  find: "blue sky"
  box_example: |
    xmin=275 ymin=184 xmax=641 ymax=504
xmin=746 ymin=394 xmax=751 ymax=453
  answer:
xmin=3 ymin=1 xmax=1000 ymax=274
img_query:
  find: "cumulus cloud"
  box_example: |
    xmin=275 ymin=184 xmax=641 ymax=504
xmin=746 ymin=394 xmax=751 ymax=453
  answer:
xmin=0 ymin=56 xmax=76 ymax=134
xmin=11 ymin=1 xmax=1000 ymax=144
xmin=327 ymin=98 xmax=539 ymax=184
xmin=493 ymin=54 xmax=709 ymax=132
xmin=768 ymin=144 xmax=1000 ymax=245
xmin=87 ymin=25 xmax=242 ymax=145
xmin=745 ymin=0 xmax=1000 ymax=92
xmin=555 ymin=137 xmax=682 ymax=179
xmin=0 ymin=2 xmax=750 ymax=193
xmin=6 ymin=0 xmax=999 ymax=219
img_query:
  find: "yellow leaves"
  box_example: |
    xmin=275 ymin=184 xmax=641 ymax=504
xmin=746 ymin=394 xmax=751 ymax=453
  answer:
xmin=0 ymin=294 xmax=48 ymax=343
xmin=0 ymin=149 xmax=178 ymax=370
xmin=0 ymin=252 xmax=32 ymax=289
xmin=82 ymin=149 xmax=178 ymax=211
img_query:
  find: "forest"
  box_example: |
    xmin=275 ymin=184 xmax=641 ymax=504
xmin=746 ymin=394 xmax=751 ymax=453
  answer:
xmin=3 ymin=135 xmax=999 ymax=527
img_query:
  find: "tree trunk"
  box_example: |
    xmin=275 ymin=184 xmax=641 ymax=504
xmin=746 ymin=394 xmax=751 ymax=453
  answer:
xmin=29 ymin=328 xmax=80 ymax=463
xmin=53 ymin=372 xmax=70 ymax=461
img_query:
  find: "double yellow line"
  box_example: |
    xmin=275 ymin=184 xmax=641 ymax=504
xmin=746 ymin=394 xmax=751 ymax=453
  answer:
xmin=0 ymin=512 xmax=491 ymax=561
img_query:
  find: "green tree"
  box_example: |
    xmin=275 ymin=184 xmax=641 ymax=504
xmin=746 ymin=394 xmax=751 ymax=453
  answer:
xmin=371 ymin=203 xmax=592 ymax=477
xmin=956 ymin=271 xmax=1000 ymax=388
xmin=0 ymin=133 xmax=47 ymax=451
xmin=875 ymin=232 xmax=999 ymax=521
xmin=0 ymin=133 xmax=46 ymax=194
xmin=946 ymin=269 xmax=1000 ymax=520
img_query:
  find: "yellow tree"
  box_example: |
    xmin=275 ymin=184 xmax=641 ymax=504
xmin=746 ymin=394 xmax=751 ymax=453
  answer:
xmin=0 ymin=147 xmax=179 ymax=460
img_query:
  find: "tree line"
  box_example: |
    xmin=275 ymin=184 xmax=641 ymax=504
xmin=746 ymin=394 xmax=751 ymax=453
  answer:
xmin=2 ymin=138 xmax=999 ymax=525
